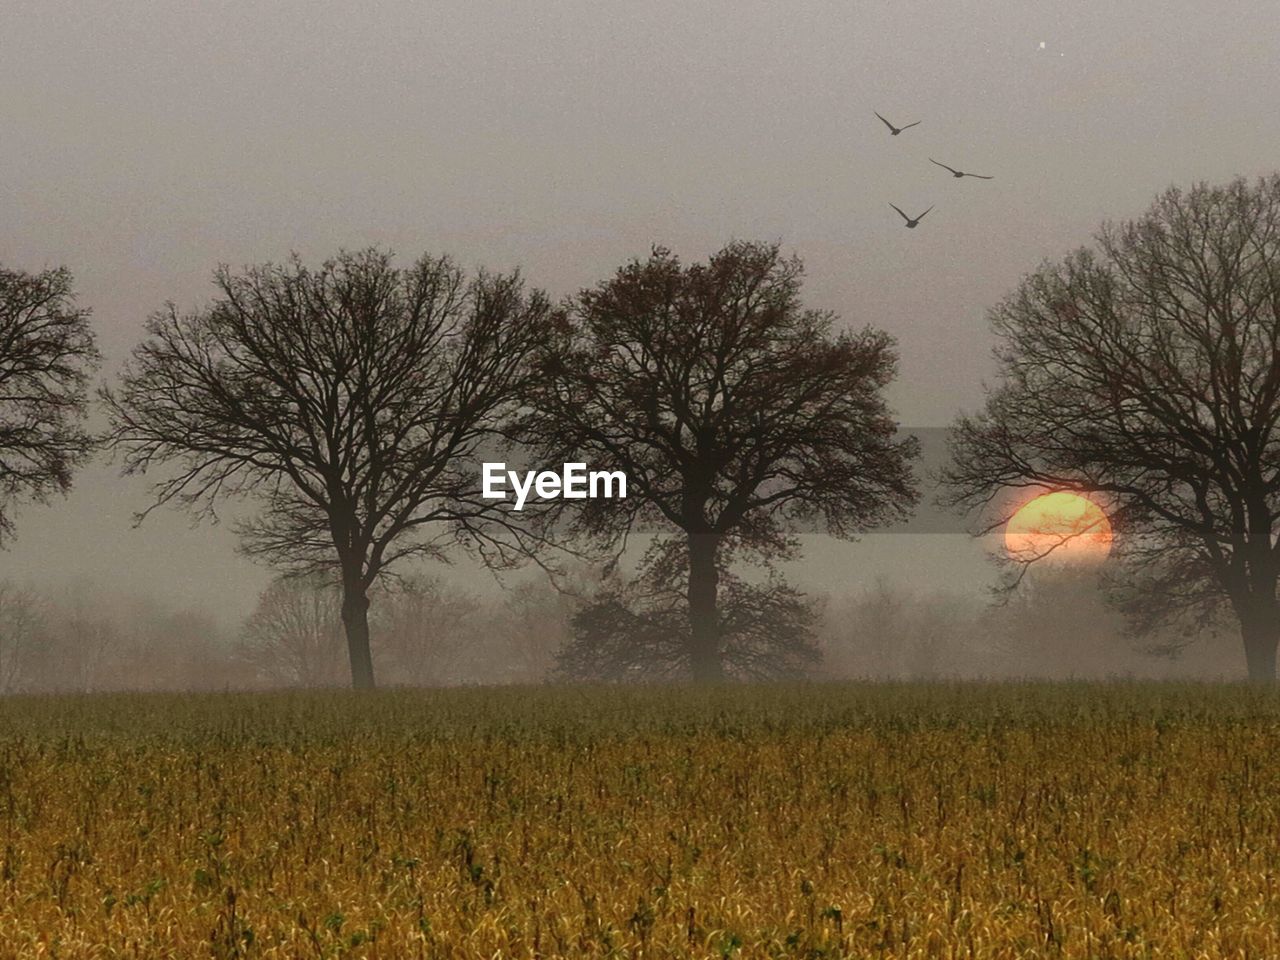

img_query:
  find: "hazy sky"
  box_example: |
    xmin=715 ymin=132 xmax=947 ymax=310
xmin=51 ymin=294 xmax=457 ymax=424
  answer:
xmin=3 ymin=0 xmax=1278 ymax=620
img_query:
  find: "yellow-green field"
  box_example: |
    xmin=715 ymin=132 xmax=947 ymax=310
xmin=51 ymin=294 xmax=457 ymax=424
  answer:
xmin=3 ymin=683 xmax=1280 ymax=958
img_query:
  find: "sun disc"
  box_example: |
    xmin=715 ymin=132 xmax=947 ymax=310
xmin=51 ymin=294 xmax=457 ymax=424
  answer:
xmin=1004 ymin=491 xmax=1112 ymax=563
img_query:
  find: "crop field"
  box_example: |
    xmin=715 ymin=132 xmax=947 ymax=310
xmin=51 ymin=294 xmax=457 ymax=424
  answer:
xmin=3 ymin=683 xmax=1280 ymax=958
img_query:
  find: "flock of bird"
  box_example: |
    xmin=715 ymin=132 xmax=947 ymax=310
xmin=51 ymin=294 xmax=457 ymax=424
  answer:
xmin=875 ymin=111 xmax=993 ymax=229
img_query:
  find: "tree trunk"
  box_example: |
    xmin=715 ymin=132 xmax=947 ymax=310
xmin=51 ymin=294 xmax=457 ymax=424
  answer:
xmin=687 ymin=532 xmax=724 ymax=683
xmin=1239 ymin=597 xmax=1279 ymax=682
xmin=340 ymin=573 xmax=376 ymax=690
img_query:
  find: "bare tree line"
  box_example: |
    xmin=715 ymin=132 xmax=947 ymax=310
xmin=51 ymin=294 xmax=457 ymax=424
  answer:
xmin=94 ymin=241 xmax=917 ymax=687
xmin=5 ymin=174 xmax=1280 ymax=683
xmin=0 ymin=573 xmax=571 ymax=694
xmin=0 ymin=581 xmax=227 ymax=694
xmin=0 ymin=566 xmax=1234 ymax=694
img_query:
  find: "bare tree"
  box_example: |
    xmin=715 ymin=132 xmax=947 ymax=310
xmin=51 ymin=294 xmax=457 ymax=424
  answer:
xmin=555 ymin=538 xmax=821 ymax=682
xmin=526 ymin=241 xmax=918 ymax=681
xmin=239 ymin=576 xmax=347 ymax=687
xmin=944 ymin=175 xmax=1280 ymax=680
xmin=0 ymin=265 xmax=99 ymax=542
xmin=489 ymin=577 xmax=574 ymax=682
xmin=371 ymin=575 xmax=481 ymax=685
xmin=51 ymin=594 xmax=122 ymax=692
xmin=103 ymin=248 xmax=556 ymax=689
xmin=820 ymin=579 xmax=961 ymax=680
xmin=0 ymin=582 xmax=48 ymax=693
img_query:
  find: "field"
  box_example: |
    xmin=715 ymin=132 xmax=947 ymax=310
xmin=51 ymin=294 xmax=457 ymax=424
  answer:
xmin=3 ymin=684 xmax=1280 ymax=958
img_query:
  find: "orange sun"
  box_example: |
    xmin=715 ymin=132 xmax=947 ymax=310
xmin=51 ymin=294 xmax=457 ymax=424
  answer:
xmin=1004 ymin=491 xmax=1113 ymax=564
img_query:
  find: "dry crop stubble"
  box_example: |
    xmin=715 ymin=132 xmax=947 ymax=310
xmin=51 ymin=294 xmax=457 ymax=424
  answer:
xmin=2 ymin=684 xmax=1280 ymax=957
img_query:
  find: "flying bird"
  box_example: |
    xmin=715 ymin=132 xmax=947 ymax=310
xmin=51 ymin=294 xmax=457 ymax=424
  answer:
xmin=929 ymin=158 xmax=994 ymax=180
xmin=874 ymin=111 xmax=921 ymax=136
xmin=889 ymin=203 xmax=934 ymax=228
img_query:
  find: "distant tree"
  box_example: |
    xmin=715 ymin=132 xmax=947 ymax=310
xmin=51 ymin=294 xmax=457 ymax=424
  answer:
xmin=981 ymin=568 xmax=1142 ymax=680
xmin=51 ymin=594 xmax=122 ymax=692
xmin=0 ymin=582 xmax=48 ymax=693
xmin=527 ymin=241 xmax=918 ymax=681
xmin=119 ymin=605 xmax=234 ymax=691
xmin=944 ymin=175 xmax=1280 ymax=681
xmin=0 ymin=265 xmax=99 ymax=542
xmin=372 ymin=575 xmax=481 ymax=686
xmin=490 ymin=577 xmax=575 ymax=682
xmin=239 ymin=576 xmax=347 ymax=687
xmin=821 ymin=579 xmax=963 ymax=680
xmin=103 ymin=248 xmax=556 ymax=689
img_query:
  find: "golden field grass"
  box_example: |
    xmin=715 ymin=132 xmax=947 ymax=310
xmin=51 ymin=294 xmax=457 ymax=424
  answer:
xmin=2 ymin=683 xmax=1280 ymax=958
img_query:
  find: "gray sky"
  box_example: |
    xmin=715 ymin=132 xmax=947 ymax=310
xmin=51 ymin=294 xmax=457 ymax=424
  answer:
xmin=2 ymin=0 xmax=1278 ymax=621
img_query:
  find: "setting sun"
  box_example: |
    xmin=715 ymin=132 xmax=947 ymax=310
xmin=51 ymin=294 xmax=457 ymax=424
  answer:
xmin=1004 ymin=491 xmax=1113 ymax=563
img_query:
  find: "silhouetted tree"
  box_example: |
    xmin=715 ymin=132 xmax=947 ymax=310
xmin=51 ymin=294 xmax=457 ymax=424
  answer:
xmin=554 ymin=538 xmax=820 ymax=682
xmin=103 ymin=248 xmax=556 ymax=689
xmin=0 ymin=265 xmax=99 ymax=542
xmin=945 ymin=175 xmax=1280 ymax=681
xmin=527 ymin=241 xmax=918 ymax=681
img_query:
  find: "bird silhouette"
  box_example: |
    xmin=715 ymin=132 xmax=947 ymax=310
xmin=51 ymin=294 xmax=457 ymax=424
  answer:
xmin=929 ymin=158 xmax=993 ymax=180
xmin=875 ymin=111 xmax=921 ymax=136
xmin=889 ymin=203 xmax=934 ymax=228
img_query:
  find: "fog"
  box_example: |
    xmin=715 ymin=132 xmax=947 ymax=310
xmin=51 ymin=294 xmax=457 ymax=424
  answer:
xmin=2 ymin=1 xmax=1276 ymax=684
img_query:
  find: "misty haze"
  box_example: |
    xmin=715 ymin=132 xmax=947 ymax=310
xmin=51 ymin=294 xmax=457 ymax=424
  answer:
xmin=5 ymin=1 xmax=1276 ymax=687
xmin=4 ymin=2 xmax=1280 ymax=955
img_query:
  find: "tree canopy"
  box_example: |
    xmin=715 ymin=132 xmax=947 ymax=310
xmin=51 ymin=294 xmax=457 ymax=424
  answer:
xmin=527 ymin=241 xmax=918 ymax=681
xmin=0 ymin=264 xmax=99 ymax=544
xmin=104 ymin=248 xmax=556 ymax=688
xmin=945 ymin=175 xmax=1280 ymax=680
